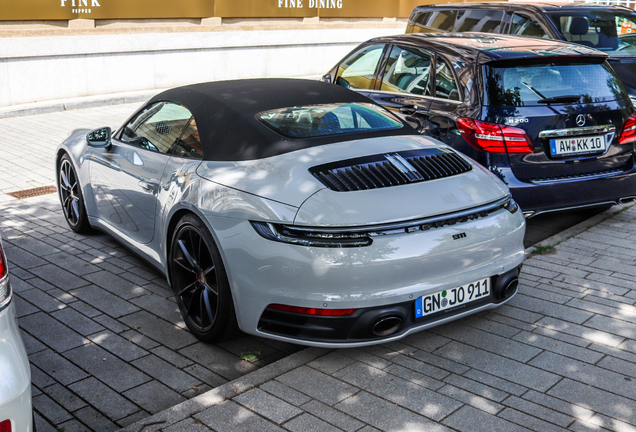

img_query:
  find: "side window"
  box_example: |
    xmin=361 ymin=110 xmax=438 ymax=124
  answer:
xmin=510 ymin=13 xmax=549 ymax=38
xmin=336 ymin=44 xmax=385 ymax=90
xmin=434 ymin=58 xmax=461 ymax=101
xmin=171 ymin=117 xmax=203 ymax=159
xmin=380 ymin=45 xmax=432 ymax=96
xmin=456 ymin=9 xmax=504 ymax=33
xmin=120 ymin=102 xmax=194 ymax=155
xmin=425 ymin=10 xmax=457 ymax=32
xmin=410 ymin=10 xmax=457 ymax=33
xmin=558 ymin=15 xmax=618 ymax=49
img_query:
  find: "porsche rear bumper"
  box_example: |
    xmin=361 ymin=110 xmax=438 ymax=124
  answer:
xmin=205 ymin=199 xmax=526 ymax=348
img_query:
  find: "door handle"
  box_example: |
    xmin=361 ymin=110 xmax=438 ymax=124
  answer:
xmin=400 ymin=105 xmax=419 ymax=116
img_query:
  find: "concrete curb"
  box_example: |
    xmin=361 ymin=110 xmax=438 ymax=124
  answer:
xmin=0 ymin=75 xmax=324 ymax=118
xmin=0 ymin=89 xmax=164 ymax=118
xmin=117 ymin=347 xmax=333 ymax=432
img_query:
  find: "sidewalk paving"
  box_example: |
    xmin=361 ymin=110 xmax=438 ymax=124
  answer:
xmin=0 ymin=105 xmax=301 ymax=431
xmin=119 ymin=205 xmax=636 ymax=432
xmin=3 ymin=103 xmax=636 ymax=432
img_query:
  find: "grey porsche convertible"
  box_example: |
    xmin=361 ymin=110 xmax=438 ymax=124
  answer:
xmin=56 ymin=79 xmax=525 ymax=347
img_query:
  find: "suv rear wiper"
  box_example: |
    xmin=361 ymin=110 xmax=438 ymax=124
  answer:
xmin=537 ymin=95 xmax=581 ymax=104
xmin=521 ymin=81 xmax=546 ymax=99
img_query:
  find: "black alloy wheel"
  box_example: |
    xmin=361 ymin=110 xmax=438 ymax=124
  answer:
xmin=58 ymin=154 xmax=91 ymax=233
xmin=170 ymin=214 xmax=239 ymax=342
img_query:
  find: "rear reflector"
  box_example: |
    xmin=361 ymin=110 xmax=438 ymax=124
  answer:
xmin=457 ymin=118 xmax=534 ymax=154
xmin=267 ymin=304 xmax=356 ymax=316
xmin=0 ymin=242 xmax=6 ymax=280
xmin=619 ymin=112 xmax=636 ymax=145
xmin=0 ymin=420 xmax=10 ymax=432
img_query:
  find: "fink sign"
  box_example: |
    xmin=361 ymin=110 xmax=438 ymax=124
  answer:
xmin=60 ymin=0 xmax=101 ymax=15
xmin=0 ymin=0 xmax=422 ymax=20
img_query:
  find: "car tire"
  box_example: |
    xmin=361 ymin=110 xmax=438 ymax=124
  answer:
xmin=169 ymin=214 xmax=240 ymax=343
xmin=58 ymin=154 xmax=92 ymax=234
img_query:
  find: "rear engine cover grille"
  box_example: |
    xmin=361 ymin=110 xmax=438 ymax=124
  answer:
xmin=310 ymin=148 xmax=472 ymax=192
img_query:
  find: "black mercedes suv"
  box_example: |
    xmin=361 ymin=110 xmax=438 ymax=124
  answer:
xmin=406 ymin=2 xmax=636 ymax=103
xmin=322 ymin=33 xmax=636 ymax=216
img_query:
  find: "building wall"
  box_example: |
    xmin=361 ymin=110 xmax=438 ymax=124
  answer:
xmin=0 ymin=26 xmax=403 ymax=107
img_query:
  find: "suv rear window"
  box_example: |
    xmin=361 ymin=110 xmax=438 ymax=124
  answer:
xmin=482 ymin=61 xmax=625 ymax=107
xmin=258 ymin=103 xmax=403 ymax=138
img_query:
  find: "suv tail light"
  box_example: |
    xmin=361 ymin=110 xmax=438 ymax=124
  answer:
xmin=457 ymin=118 xmax=534 ymax=154
xmin=619 ymin=112 xmax=636 ymax=145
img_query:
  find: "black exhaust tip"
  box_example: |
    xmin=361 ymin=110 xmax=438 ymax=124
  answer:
xmin=371 ymin=316 xmax=402 ymax=337
xmin=504 ymin=278 xmax=519 ymax=299
xmin=493 ymin=267 xmax=521 ymax=301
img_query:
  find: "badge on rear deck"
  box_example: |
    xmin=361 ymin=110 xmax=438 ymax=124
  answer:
xmin=576 ymin=114 xmax=586 ymax=127
xmin=453 ymin=233 xmax=467 ymax=240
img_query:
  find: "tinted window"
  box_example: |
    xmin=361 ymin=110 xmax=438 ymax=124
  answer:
xmin=412 ymin=10 xmax=457 ymax=32
xmin=483 ymin=62 xmax=625 ymax=107
xmin=435 ymin=58 xmax=461 ymax=101
xmin=510 ymin=13 xmax=548 ymax=38
xmin=336 ymin=44 xmax=384 ymax=90
xmin=258 ymin=103 xmax=403 ymax=138
xmin=121 ymin=102 xmax=197 ymax=155
xmin=380 ymin=45 xmax=432 ymax=96
xmin=547 ymin=10 xmax=636 ymax=56
xmin=456 ymin=10 xmax=504 ymax=33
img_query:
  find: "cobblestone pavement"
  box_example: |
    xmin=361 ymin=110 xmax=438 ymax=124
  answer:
xmin=120 ymin=204 xmax=636 ymax=432
xmin=0 ymin=105 xmax=301 ymax=431
xmin=4 ymin=104 xmax=636 ymax=432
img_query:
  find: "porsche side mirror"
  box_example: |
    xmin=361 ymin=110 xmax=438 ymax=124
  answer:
xmin=321 ymin=73 xmax=332 ymax=83
xmin=86 ymin=127 xmax=112 ymax=148
xmin=336 ymin=77 xmax=350 ymax=89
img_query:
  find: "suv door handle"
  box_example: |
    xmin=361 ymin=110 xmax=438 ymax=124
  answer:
xmin=400 ymin=105 xmax=419 ymax=116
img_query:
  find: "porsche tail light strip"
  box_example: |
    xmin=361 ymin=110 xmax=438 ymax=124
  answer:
xmin=251 ymin=194 xmax=517 ymax=248
xmin=0 ymin=419 xmax=10 ymax=432
xmin=619 ymin=113 xmax=636 ymax=145
xmin=267 ymin=304 xmax=356 ymax=316
xmin=457 ymin=118 xmax=534 ymax=154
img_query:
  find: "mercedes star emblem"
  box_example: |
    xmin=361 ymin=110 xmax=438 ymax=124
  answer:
xmin=576 ymin=114 xmax=586 ymax=127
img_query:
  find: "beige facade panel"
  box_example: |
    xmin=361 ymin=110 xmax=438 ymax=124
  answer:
xmin=0 ymin=0 xmax=477 ymax=20
xmin=0 ymin=0 xmax=214 ymax=20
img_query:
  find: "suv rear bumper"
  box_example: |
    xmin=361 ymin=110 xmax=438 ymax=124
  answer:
xmin=496 ymin=164 xmax=636 ymax=215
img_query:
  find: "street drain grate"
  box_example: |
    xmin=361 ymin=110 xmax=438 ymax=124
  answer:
xmin=7 ymin=185 xmax=57 ymax=200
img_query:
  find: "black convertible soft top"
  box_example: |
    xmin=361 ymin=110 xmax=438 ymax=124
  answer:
xmin=147 ymin=79 xmax=417 ymax=161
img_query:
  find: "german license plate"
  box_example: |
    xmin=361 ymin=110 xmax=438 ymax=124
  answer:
xmin=550 ymin=135 xmax=605 ymax=157
xmin=415 ymin=277 xmax=490 ymax=318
